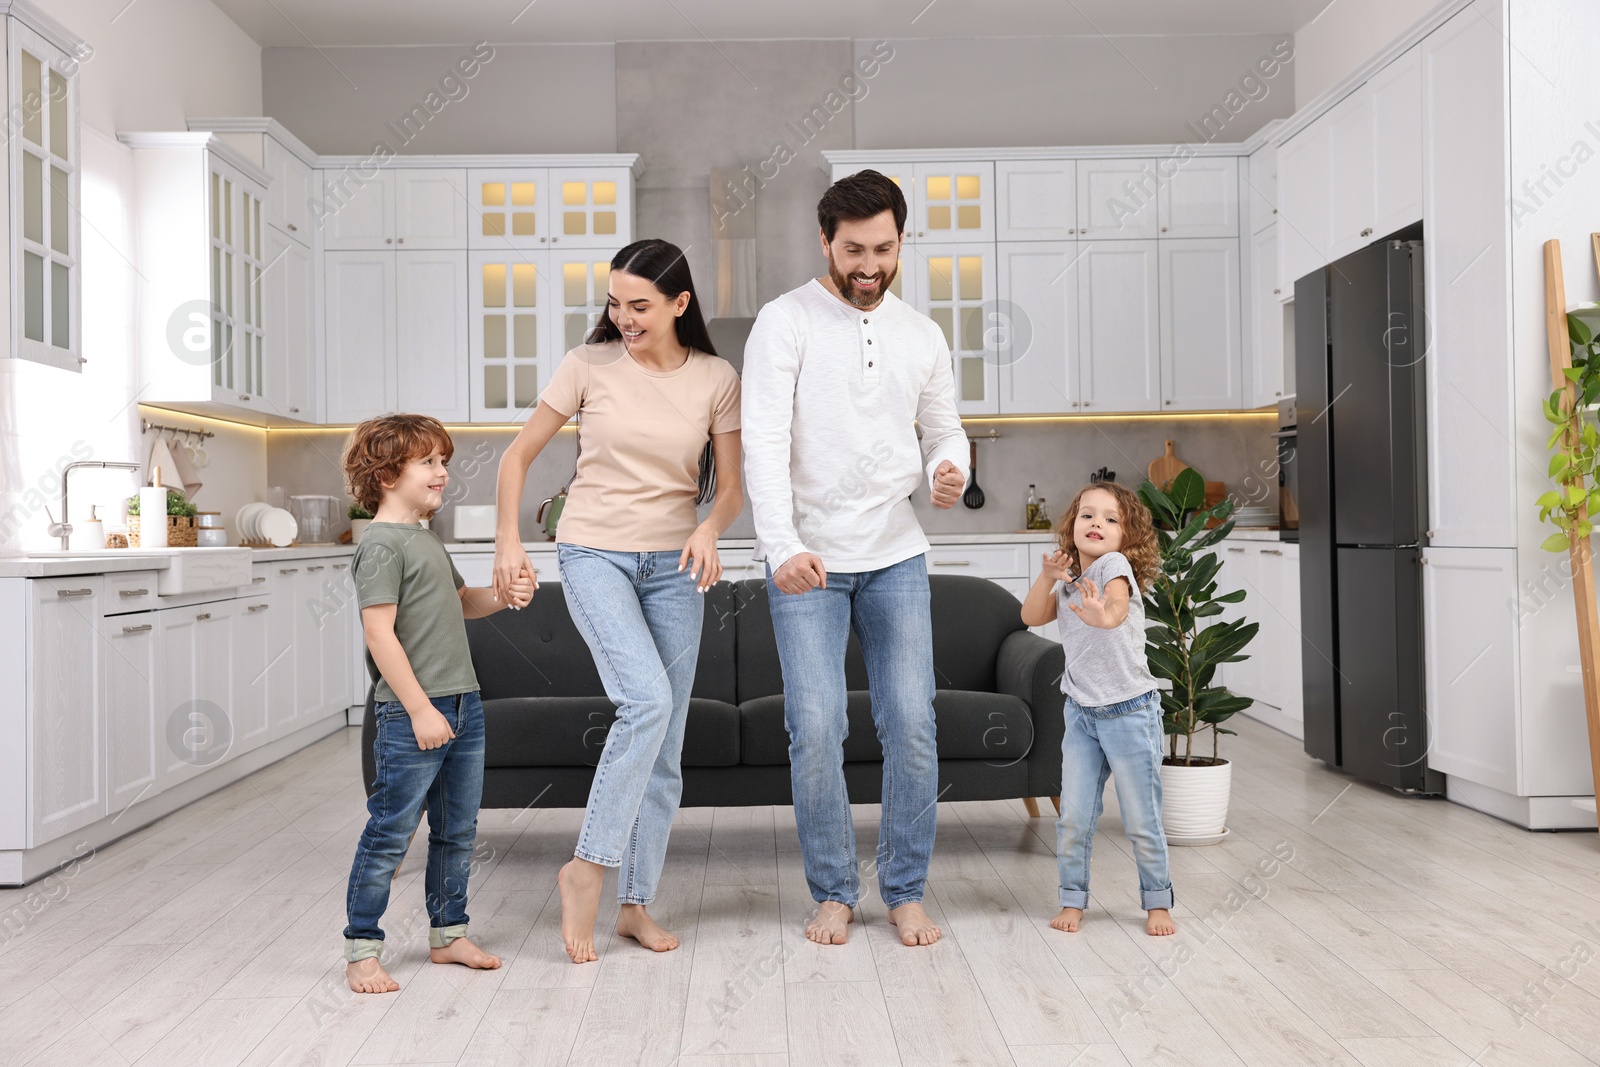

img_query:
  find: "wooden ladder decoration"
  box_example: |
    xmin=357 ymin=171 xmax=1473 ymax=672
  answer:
xmin=1542 ymin=235 xmax=1600 ymax=833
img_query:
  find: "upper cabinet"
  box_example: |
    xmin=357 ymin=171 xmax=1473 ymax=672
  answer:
xmin=322 ymin=169 xmax=468 ymax=250
xmin=468 ymin=165 xmax=633 ymax=251
xmin=1077 ymin=159 xmax=1160 ymax=239
xmin=1158 ymin=157 xmax=1239 ymax=238
xmin=7 ymin=14 xmax=85 ymax=371
xmin=995 ymin=160 xmax=1077 ymax=240
xmin=1275 ymin=122 xmax=1331 ymax=299
xmin=830 ymin=161 xmax=994 ymax=243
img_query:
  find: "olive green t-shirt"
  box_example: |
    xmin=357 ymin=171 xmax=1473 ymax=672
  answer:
xmin=351 ymin=522 xmax=477 ymax=703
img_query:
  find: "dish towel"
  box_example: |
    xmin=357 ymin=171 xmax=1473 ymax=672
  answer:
xmin=147 ymin=436 xmax=202 ymax=498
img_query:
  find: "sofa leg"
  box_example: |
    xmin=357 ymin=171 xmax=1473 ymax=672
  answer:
xmin=1050 ymin=796 xmax=1061 ymax=815
xmin=1022 ymin=797 xmax=1041 ymax=818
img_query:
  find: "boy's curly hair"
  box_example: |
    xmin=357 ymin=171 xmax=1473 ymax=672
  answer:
xmin=342 ymin=414 xmax=455 ymax=516
xmin=1054 ymin=481 xmax=1161 ymax=593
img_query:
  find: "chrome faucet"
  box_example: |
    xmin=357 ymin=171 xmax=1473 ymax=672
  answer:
xmin=45 ymin=461 xmax=143 ymax=549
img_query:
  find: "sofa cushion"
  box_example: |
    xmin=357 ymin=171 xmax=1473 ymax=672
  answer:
xmin=466 ymin=581 xmax=738 ymax=704
xmin=731 ymin=574 xmax=1028 ymax=701
xmin=483 ymin=696 xmax=741 ymax=768
xmin=739 ymin=690 xmax=1035 ymax=766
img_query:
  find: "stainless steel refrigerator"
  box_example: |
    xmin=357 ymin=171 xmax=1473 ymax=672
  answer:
xmin=1294 ymin=236 xmax=1442 ymax=793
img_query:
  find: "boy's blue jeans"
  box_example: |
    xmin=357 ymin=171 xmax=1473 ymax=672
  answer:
xmin=1056 ymin=689 xmax=1175 ymax=912
xmin=344 ymin=690 xmax=485 ymax=962
xmin=557 ymin=544 xmax=703 ymax=906
xmin=765 ymin=553 xmax=938 ymax=910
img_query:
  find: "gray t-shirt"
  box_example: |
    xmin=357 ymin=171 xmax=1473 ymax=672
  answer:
xmin=351 ymin=522 xmax=477 ymax=703
xmin=1056 ymin=551 xmax=1157 ymax=707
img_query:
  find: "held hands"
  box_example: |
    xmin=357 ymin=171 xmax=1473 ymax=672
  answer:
xmin=410 ymin=706 xmax=456 ymax=750
xmin=931 ymin=460 xmax=965 ymax=509
xmin=1065 ymin=577 xmax=1116 ymax=629
xmin=679 ymin=523 xmax=723 ymax=593
xmin=503 ymin=567 xmax=537 ymax=609
xmin=1040 ymin=550 xmax=1076 ymax=585
xmin=492 ymin=543 xmax=539 ymax=609
xmin=773 ymin=552 xmax=827 ymax=595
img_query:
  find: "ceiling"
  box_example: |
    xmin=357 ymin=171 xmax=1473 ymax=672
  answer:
xmin=210 ymin=0 xmax=1335 ymax=48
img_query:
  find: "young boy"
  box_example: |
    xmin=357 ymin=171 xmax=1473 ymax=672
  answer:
xmin=340 ymin=413 xmax=535 ymax=994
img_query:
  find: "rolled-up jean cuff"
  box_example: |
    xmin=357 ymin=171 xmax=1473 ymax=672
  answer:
xmin=1142 ymin=888 xmax=1174 ymax=911
xmin=573 ymin=847 xmax=621 ymax=868
xmin=345 ymin=937 xmax=385 ymax=962
xmin=429 ymin=924 xmax=469 ymax=949
xmin=882 ymin=895 xmax=921 ymax=911
xmin=1058 ymin=889 xmax=1090 ymax=909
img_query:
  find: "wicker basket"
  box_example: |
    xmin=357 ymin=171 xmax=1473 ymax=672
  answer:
xmin=129 ymin=514 xmax=198 ymax=547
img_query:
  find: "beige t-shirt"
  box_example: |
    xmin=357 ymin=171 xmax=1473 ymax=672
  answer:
xmin=538 ymin=340 xmax=741 ymax=551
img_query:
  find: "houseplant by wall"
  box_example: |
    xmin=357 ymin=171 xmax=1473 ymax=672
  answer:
xmin=348 ymin=503 xmax=373 ymax=544
xmin=1139 ymin=469 xmax=1259 ymax=841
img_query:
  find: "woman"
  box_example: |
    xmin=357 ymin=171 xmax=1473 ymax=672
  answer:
xmin=492 ymin=239 xmax=743 ymax=964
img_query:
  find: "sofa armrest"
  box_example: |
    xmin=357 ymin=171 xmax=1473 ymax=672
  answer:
xmin=359 ymin=683 xmax=378 ymax=796
xmin=996 ymin=630 xmax=1066 ymax=798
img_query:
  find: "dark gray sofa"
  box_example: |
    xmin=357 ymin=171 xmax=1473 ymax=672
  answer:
xmin=362 ymin=574 xmax=1066 ymax=811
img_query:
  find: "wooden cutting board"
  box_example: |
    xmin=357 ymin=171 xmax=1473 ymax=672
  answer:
xmin=1147 ymin=439 xmax=1190 ymax=490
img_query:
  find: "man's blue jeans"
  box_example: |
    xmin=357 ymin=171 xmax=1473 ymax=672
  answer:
xmin=766 ymin=554 xmax=938 ymax=910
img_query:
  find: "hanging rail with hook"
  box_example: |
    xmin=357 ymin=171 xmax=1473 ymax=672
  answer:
xmin=140 ymin=418 xmax=215 ymax=441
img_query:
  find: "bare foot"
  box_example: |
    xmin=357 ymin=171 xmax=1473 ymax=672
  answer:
xmin=557 ymin=857 xmax=605 ymax=964
xmin=616 ymin=904 xmax=680 ymax=952
xmin=429 ymin=935 xmax=502 ymax=969
xmin=346 ymin=957 xmax=399 ymax=994
xmin=887 ymin=901 xmax=942 ymax=946
xmin=1051 ymin=907 xmax=1084 ymax=933
xmin=804 ymin=901 xmax=855 ymax=945
xmin=1147 ymin=909 xmax=1176 ymax=936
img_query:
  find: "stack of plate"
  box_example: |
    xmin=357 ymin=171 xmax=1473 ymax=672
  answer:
xmin=1233 ymin=505 xmax=1278 ymax=528
xmin=235 ymin=502 xmax=298 ymax=547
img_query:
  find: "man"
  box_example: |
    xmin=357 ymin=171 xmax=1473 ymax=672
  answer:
xmin=743 ymin=170 xmax=969 ymax=947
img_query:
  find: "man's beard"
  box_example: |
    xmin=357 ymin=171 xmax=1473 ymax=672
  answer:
xmin=827 ymin=253 xmax=897 ymax=310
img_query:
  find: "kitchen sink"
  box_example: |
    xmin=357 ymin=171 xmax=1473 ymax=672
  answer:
xmin=29 ymin=546 xmax=253 ymax=595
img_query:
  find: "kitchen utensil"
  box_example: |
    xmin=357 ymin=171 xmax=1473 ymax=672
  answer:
xmin=259 ymin=507 xmax=297 ymax=547
xmin=197 ymin=528 xmax=228 ymax=548
xmin=289 ymin=495 xmax=338 ymax=545
xmin=1147 ymin=440 xmax=1190 ymax=490
xmin=196 ymin=511 xmax=223 ymax=528
xmin=962 ymin=441 xmax=985 ymax=509
xmin=453 ymin=504 xmax=498 ymax=542
xmin=1089 ymin=466 xmax=1117 ymax=485
xmin=537 ymin=489 xmax=567 ymax=541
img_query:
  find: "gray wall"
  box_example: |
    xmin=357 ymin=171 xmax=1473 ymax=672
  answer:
xmin=265 ymin=416 xmax=1277 ymax=546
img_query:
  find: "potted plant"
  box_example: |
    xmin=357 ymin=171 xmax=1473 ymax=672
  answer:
xmin=126 ymin=489 xmax=200 ymax=547
xmin=348 ymin=503 xmax=374 ymax=544
xmin=1138 ymin=469 xmax=1259 ymax=843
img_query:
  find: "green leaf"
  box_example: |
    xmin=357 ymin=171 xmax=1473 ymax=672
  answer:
xmin=1581 ymin=520 xmax=1594 ymax=539
xmin=1551 ymin=454 xmax=1572 ymax=477
xmin=1569 ymin=484 xmax=1587 ymax=507
xmin=1537 ymin=490 xmax=1564 ymax=509
xmin=1571 ymin=312 xmax=1594 ymax=347
xmin=1543 ymin=532 xmax=1572 ymax=552
xmin=1566 ymin=367 xmax=1585 ymax=383
xmin=1169 ymin=467 xmax=1206 ymax=511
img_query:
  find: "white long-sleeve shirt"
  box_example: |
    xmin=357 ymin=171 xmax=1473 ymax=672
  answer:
xmin=742 ymin=278 xmax=970 ymax=573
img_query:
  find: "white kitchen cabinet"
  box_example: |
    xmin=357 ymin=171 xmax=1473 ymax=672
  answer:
xmin=1158 ymin=157 xmax=1239 ymax=238
xmin=323 ymin=169 xmax=469 ymax=250
xmin=278 ymin=563 xmax=320 ymax=735
xmin=1076 ymin=159 xmax=1160 ymax=239
xmin=996 ymin=241 xmax=1078 ymax=413
xmin=323 ymin=250 xmax=395 ymax=424
xmin=308 ymin=560 xmax=360 ymax=716
xmin=29 ymin=578 xmax=104 ymax=844
xmin=1421 ymin=546 xmax=1518 ymax=795
xmin=908 ymin=163 xmax=994 ymax=244
xmin=263 ymin=135 xmax=315 ymax=242
xmin=394 ymin=169 xmax=469 ymax=248
xmin=264 ymin=228 xmax=317 ymax=420
xmin=1326 ymin=87 xmax=1377 ymax=262
xmin=995 ymin=160 xmax=1077 ymax=241
xmin=910 ymin=242 xmax=999 ymax=415
xmin=321 ymin=169 xmax=392 ymax=250
xmin=232 ymin=595 xmax=272 ymax=754
xmin=1247 ymin=224 xmax=1285 ymax=407
xmin=256 ymin=564 xmax=297 ymax=738
xmin=157 ymin=600 xmax=235 ymax=792
xmin=102 ymin=610 xmax=159 ymax=816
xmin=396 ymin=250 xmax=470 ymax=421
xmin=1275 ymin=121 xmax=1331 ymax=301
xmin=1077 ymin=240 xmax=1160 ymax=412
xmin=552 ymin=169 xmax=632 ymax=248
xmin=471 ymin=249 xmax=551 ymax=423
xmin=1212 ymin=539 xmax=1302 ymax=738
xmin=1247 ymin=142 xmax=1278 ymax=234
xmin=1160 ymin=238 xmax=1242 ymax=411
xmin=468 ymin=168 xmax=548 ymax=250
xmin=552 ymin=250 xmax=618 ymax=362
xmin=1370 ymin=46 xmax=1424 ymax=241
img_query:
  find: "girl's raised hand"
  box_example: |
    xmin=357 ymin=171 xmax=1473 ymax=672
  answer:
xmin=1066 ymin=577 xmax=1113 ymax=628
xmin=1040 ymin=550 xmax=1075 ymax=584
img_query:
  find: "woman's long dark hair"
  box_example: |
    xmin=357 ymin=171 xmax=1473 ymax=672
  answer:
xmin=587 ymin=239 xmax=721 ymax=505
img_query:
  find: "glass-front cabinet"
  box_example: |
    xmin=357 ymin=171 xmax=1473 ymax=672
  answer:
xmin=470 ymin=166 xmax=633 ymax=252
xmin=9 ymin=19 xmax=83 ymax=370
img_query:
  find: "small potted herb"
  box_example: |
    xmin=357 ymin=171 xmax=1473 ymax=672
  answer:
xmin=349 ymin=502 xmax=374 ymax=544
xmin=126 ymin=489 xmax=201 ymax=547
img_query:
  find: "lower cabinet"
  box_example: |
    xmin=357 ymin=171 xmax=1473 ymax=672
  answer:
xmin=103 ymin=610 xmax=160 ymax=816
xmin=29 ymin=578 xmax=107 ymax=845
xmin=1213 ymin=538 xmax=1303 ymax=735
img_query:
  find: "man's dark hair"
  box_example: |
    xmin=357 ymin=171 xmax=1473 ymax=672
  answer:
xmin=817 ymin=169 xmax=907 ymax=242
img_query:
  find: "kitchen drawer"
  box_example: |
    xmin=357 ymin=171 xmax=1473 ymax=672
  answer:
xmin=104 ymin=570 xmax=160 ymax=614
xmin=925 ymin=542 xmax=1032 ymax=579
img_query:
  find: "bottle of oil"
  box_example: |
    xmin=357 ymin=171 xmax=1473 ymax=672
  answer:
xmin=1025 ymin=484 xmax=1039 ymax=530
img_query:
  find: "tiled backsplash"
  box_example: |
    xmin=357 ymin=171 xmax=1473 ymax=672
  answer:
xmin=264 ymin=415 xmax=1278 ymax=546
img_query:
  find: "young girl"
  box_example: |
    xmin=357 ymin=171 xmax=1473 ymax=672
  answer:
xmin=1019 ymin=481 xmax=1176 ymax=937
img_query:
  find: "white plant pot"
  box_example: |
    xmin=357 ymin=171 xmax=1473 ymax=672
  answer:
xmin=350 ymin=518 xmax=371 ymax=544
xmin=1160 ymin=757 xmax=1232 ymax=842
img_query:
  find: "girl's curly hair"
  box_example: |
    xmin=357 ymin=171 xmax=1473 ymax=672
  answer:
xmin=342 ymin=414 xmax=455 ymax=516
xmin=1054 ymin=481 xmax=1161 ymax=593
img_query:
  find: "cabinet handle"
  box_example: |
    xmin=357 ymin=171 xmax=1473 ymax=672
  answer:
xmin=119 ymin=588 xmax=149 ymax=597
xmin=1261 ymin=548 xmax=1283 ymax=556
xmin=122 ymin=623 xmax=154 ymax=634
xmin=1165 ymin=400 xmax=1173 ymax=405
xmin=289 ymin=407 xmax=300 ymax=413
xmin=397 ymin=237 xmax=405 ymax=244
xmin=248 ymin=603 xmax=269 ymax=612
xmin=1083 ymin=401 xmax=1091 ymax=408
xmin=57 ymin=587 xmax=94 ymax=597
xmin=385 ymin=238 xmax=393 ymax=244
xmin=239 ymin=394 xmax=250 ymax=402
xmin=307 ymin=565 xmax=325 ymax=572
xmin=933 ymin=560 xmax=971 ymax=567
xmin=279 ymin=567 xmax=299 ymax=574
xmin=1272 ymin=208 xmax=1278 ymax=214
xmin=287 ymin=223 xmax=298 ymax=232
xmin=540 ymin=237 xmax=547 ymax=243
xmin=1161 ymin=226 xmax=1168 ymax=232
xmin=1273 ymin=287 xmax=1281 ymax=294
xmin=196 ymin=612 xmax=212 ymax=621
xmin=1360 ymin=227 xmax=1373 ymax=237
xmin=332 ymin=563 xmax=349 ymax=570
xmin=1226 ymin=547 xmax=1246 ymax=553
xmin=252 ymin=576 xmax=267 ymax=583
xmin=1071 ymin=401 xmax=1080 ymax=408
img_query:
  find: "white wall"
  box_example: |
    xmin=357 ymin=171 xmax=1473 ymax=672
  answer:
xmin=1293 ymin=0 xmax=1443 ymax=106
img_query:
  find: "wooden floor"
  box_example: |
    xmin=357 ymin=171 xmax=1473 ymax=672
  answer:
xmin=4 ymin=717 xmax=1600 ymax=1067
